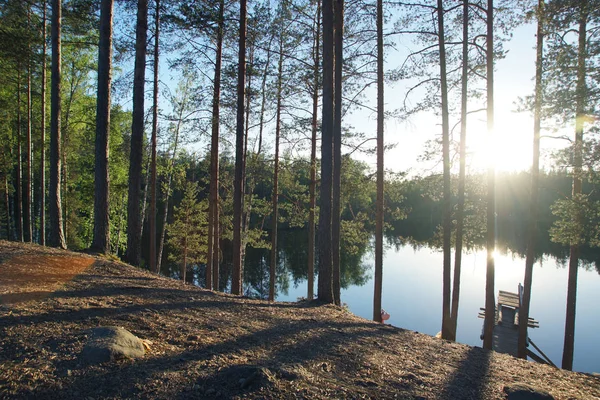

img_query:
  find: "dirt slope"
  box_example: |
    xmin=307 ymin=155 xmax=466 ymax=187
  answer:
xmin=0 ymin=241 xmax=598 ymax=399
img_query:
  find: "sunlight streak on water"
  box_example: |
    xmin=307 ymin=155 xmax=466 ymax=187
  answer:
xmin=278 ymin=245 xmax=600 ymax=373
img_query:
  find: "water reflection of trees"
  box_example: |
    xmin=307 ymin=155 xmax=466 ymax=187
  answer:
xmin=161 ymin=169 xmax=600 ymax=295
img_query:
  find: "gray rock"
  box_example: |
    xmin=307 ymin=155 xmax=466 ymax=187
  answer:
xmin=503 ymin=384 xmax=554 ymax=400
xmin=81 ymin=326 xmax=145 ymax=364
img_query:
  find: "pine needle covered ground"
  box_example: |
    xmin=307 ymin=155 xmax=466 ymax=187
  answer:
xmin=0 ymin=240 xmax=598 ymax=399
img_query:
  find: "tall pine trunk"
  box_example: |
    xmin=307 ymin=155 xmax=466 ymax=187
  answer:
xmin=92 ymin=0 xmax=114 ymax=254
xmin=317 ymin=0 xmax=334 ymax=304
xmin=449 ymin=0 xmax=469 ymax=341
xmin=332 ymin=0 xmax=343 ymax=306
xmin=518 ymin=0 xmax=544 ymax=359
xmin=483 ymin=0 xmax=496 ymax=350
xmin=562 ymin=1 xmax=587 ymax=371
xmin=207 ymin=0 xmax=224 ymax=291
xmin=4 ymin=176 xmax=9 ymax=240
xmin=25 ymin=7 xmax=33 ymax=243
xmin=40 ymin=0 xmax=47 ymax=246
xmin=149 ymin=0 xmax=160 ymax=273
xmin=49 ymin=0 xmax=66 ymax=249
xmin=373 ymin=0 xmax=384 ymax=323
xmin=126 ymin=0 xmax=148 ymax=266
xmin=269 ymin=31 xmax=285 ymax=302
xmin=438 ymin=0 xmax=452 ymax=340
xmin=16 ymin=68 xmax=23 ymax=243
xmin=232 ymin=0 xmax=247 ymax=295
xmin=308 ymin=0 xmax=320 ymax=301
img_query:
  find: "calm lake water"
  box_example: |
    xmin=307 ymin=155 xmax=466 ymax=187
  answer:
xmin=276 ymin=245 xmax=600 ymax=374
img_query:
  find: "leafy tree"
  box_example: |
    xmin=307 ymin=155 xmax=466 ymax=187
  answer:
xmin=167 ymin=181 xmax=207 ymax=282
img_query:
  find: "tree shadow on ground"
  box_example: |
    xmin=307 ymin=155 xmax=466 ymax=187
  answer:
xmin=440 ymin=345 xmax=491 ymax=400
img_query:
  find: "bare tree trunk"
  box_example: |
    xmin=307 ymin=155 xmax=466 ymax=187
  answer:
xmin=232 ymin=0 xmax=247 ymax=296
xmin=182 ymin=235 xmax=187 ymax=282
xmin=308 ymin=0 xmax=320 ymax=301
xmin=483 ymin=0 xmax=496 ymax=350
xmin=518 ymin=0 xmax=544 ymax=359
xmin=114 ymin=193 xmax=126 ymax=256
xmin=269 ymin=32 xmax=285 ymax=302
xmin=562 ymin=1 xmax=587 ymax=371
xmin=25 ymin=6 xmax=33 ymax=243
xmin=126 ymin=0 xmax=148 ymax=266
xmin=4 ymin=176 xmax=10 ymax=240
xmin=373 ymin=0 xmax=384 ymax=323
xmin=92 ymin=0 xmax=114 ymax=254
xmin=438 ymin=0 xmax=452 ymax=340
xmin=208 ymin=4 xmax=225 ymax=289
xmin=449 ymin=0 xmax=470 ymax=341
xmin=16 ymin=68 xmax=23 ymax=243
xmin=49 ymin=0 xmax=66 ymax=249
xmin=149 ymin=0 xmax=160 ymax=273
xmin=332 ymin=0 xmax=343 ymax=306
xmin=40 ymin=0 xmax=47 ymax=246
xmin=317 ymin=0 xmax=334 ymax=304
xmin=240 ymin=47 xmax=254 ymax=269
xmin=140 ymin=150 xmax=151 ymax=239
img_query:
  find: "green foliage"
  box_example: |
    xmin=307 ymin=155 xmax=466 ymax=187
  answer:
xmin=167 ymin=181 xmax=208 ymax=267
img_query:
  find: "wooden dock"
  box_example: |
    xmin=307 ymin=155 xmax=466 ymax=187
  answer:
xmin=479 ymin=286 xmax=539 ymax=357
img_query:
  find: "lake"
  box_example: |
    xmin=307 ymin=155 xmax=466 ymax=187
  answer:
xmin=276 ymin=244 xmax=600 ymax=374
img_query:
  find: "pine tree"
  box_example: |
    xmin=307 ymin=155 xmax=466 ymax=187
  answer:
xmin=167 ymin=181 xmax=207 ymax=282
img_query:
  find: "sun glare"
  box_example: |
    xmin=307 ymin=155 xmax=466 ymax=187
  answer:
xmin=467 ymin=112 xmax=533 ymax=172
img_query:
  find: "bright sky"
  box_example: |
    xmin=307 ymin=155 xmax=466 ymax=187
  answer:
xmin=351 ymin=22 xmax=568 ymax=176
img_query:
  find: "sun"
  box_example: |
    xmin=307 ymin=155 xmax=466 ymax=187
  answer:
xmin=467 ymin=111 xmax=534 ymax=172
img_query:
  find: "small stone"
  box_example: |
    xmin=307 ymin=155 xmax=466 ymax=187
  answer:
xmin=503 ymin=384 xmax=554 ymax=400
xmin=187 ymin=334 xmax=200 ymax=342
xmin=80 ymin=326 xmax=145 ymax=365
xmin=205 ymin=388 xmax=216 ymax=395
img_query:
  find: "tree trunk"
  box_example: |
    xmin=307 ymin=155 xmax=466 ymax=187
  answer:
xmin=207 ymin=1 xmax=224 ymax=291
xmin=308 ymin=0 xmax=320 ymax=301
xmin=518 ymin=0 xmax=544 ymax=359
xmin=562 ymin=1 xmax=587 ymax=371
xmin=373 ymin=0 xmax=384 ymax=323
xmin=269 ymin=32 xmax=285 ymax=302
xmin=182 ymin=235 xmax=187 ymax=282
xmin=40 ymin=0 xmax=47 ymax=246
xmin=483 ymin=0 xmax=496 ymax=350
xmin=449 ymin=0 xmax=470 ymax=341
xmin=25 ymin=7 xmax=33 ymax=243
xmin=149 ymin=0 xmax=160 ymax=274
xmin=318 ymin=0 xmax=334 ymax=304
xmin=126 ymin=0 xmax=148 ymax=266
xmin=140 ymin=150 xmax=151 ymax=239
xmin=438 ymin=0 xmax=452 ymax=340
xmin=114 ymin=193 xmax=126 ymax=255
xmin=16 ymin=67 xmax=23 ymax=243
xmin=49 ymin=0 xmax=66 ymax=249
xmin=92 ymin=0 xmax=114 ymax=254
xmin=332 ymin=0 xmax=343 ymax=306
xmin=240 ymin=47 xmax=254 ymax=270
xmin=4 ymin=175 xmax=10 ymax=240
xmin=232 ymin=0 xmax=247 ymax=296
